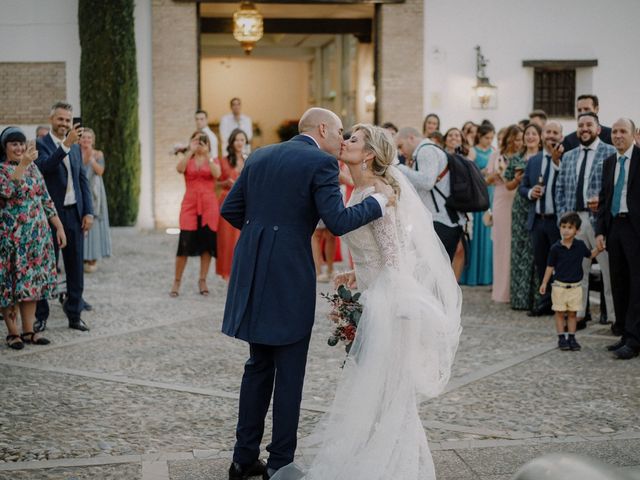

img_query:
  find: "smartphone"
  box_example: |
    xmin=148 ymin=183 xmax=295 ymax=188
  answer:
xmin=72 ymin=116 xmax=82 ymax=127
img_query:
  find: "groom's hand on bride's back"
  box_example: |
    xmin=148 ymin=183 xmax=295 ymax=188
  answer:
xmin=374 ymin=181 xmax=396 ymax=207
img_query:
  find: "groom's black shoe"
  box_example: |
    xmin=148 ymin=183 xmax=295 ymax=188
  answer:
xmin=229 ymin=459 xmax=267 ymax=479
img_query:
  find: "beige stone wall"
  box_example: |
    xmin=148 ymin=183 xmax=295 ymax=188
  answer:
xmin=377 ymin=0 xmax=424 ymax=131
xmin=152 ymin=0 xmax=198 ymax=228
xmin=0 ymin=62 xmax=65 ymax=124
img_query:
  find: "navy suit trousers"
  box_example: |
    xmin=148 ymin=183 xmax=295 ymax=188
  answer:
xmin=531 ymin=215 xmax=560 ymax=309
xmin=608 ymin=217 xmax=640 ymax=348
xmin=233 ymin=334 xmax=311 ymax=470
xmin=36 ymin=205 xmax=84 ymax=321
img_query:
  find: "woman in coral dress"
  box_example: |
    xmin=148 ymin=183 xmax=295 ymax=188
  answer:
xmin=170 ymin=131 xmax=221 ymax=297
xmin=216 ymin=129 xmax=248 ymax=280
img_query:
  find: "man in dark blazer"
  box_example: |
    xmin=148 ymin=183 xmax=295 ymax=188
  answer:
xmin=596 ymin=118 xmax=640 ymax=360
xmin=34 ymin=101 xmax=93 ymax=333
xmin=562 ymin=94 xmax=612 ymax=151
xmin=520 ymin=121 xmax=563 ymax=316
xmin=221 ymin=108 xmax=392 ymax=479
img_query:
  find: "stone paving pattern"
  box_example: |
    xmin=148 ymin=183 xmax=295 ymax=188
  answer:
xmin=0 ymin=229 xmax=639 ymax=479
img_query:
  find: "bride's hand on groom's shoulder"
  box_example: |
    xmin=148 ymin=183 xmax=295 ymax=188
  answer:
xmin=333 ymin=270 xmax=357 ymax=290
xmin=374 ymin=180 xmax=396 ymax=207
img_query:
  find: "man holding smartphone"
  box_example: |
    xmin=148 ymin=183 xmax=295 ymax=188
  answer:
xmin=34 ymin=101 xmax=94 ymax=333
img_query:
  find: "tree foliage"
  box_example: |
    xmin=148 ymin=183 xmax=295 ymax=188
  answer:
xmin=78 ymin=0 xmax=140 ymax=225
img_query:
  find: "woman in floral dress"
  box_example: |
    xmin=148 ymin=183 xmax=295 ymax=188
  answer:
xmin=0 ymin=127 xmax=66 ymax=349
xmin=503 ymin=123 xmax=542 ymax=311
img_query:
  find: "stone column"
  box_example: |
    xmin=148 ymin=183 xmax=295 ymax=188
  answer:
xmin=376 ymin=0 xmax=424 ymax=131
xmin=151 ymin=0 xmax=198 ymax=228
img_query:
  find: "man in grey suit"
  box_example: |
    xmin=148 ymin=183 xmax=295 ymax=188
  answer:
xmin=555 ymin=112 xmax=616 ymax=327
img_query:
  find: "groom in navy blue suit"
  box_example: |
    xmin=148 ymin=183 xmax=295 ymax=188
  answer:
xmin=221 ymin=108 xmax=392 ymax=479
xmin=34 ymin=102 xmax=93 ymax=332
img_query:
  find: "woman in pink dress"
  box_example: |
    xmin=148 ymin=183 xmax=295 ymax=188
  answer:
xmin=486 ymin=125 xmax=523 ymax=302
xmin=170 ymin=131 xmax=221 ymax=296
xmin=216 ymin=129 xmax=247 ymax=280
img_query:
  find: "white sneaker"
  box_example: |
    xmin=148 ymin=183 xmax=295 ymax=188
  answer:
xmin=317 ymin=272 xmax=330 ymax=283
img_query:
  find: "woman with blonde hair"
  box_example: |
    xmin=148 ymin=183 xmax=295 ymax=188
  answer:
xmin=271 ymin=124 xmax=461 ymax=480
xmin=79 ymin=128 xmax=111 ymax=272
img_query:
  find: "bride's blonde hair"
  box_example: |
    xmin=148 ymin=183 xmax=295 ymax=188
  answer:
xmin=352 ymin=123 xmax=401 ymax=196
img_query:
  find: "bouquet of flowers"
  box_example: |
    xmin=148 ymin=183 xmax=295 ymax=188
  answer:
xmin=321 ymin=285 xmax=362 ymax=352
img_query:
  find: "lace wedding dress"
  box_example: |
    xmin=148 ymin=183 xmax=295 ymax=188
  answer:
xmin=272 ymin=167 xmax=462 ymax=480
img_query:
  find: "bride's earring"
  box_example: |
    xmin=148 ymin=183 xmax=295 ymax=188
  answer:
xmin=361 ymin=159 xmax=368 ymax=171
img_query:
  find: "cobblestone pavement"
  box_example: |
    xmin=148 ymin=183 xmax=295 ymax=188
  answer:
xmin=1 ymin=228 xmax=639 ymax=479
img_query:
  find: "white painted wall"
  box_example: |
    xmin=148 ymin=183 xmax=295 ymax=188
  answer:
xmin=0 ymin=0 xmax=155 ymax=227
xmin=0 ymin=0 xmax=81 ymax=112
xmin=423 ymin=0 xmax=640 ymax=134
xmin=201 ymin=57 xmax=309 ymax=149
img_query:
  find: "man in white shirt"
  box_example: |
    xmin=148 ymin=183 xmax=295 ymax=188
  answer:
xmin=395 ymin=127 xmax=465 ymax=261
xmin=219 ymin=97 xmax=253 ymax=155
xmin=195 ymin=110 xmax=219 ymax=158
xmin=555 ymin=113 xmax=616 ymax=325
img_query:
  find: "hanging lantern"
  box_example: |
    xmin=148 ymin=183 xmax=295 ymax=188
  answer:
xmin=233 ymin=2 xmax=264 ymax=55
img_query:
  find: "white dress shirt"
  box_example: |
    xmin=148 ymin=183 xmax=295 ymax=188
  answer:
xmin=534 ymin=151 xmax=560 ymax=214
xmin=614 ymin=144 xmax=634 ymax=214
xmin=50 ymin=132 xmax=76 ymax=206
xmin=576 ymin=138 xmax=600 ymax=206
xmin=220 ymin=113 xmax=253 ymax=153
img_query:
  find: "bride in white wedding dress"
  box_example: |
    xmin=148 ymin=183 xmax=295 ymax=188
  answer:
xmin=271 ymin=124 xmax=462 ymax=480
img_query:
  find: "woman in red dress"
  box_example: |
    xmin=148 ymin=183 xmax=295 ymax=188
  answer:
xmin=170 ymin=131 xmax=221 ymax=296
xmin=216 ymin=128 xmax=248 ymax=280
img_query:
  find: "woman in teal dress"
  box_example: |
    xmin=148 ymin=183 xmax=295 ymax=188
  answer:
xmin=0 ymin=127 xmax=66 ymax=349
xmin=503 ymin=123 xmax=542 ymax=310
xmin=460 ymin=123 xmax=495 ymax=286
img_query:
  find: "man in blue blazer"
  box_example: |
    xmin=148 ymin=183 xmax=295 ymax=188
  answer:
xmin=520 ymin=121 xmax=563 ymax=316
xmin=556 ymin=113 xmax=616 ymax=327
xmin=221 ymin=108 xmax=392 ymax=479
xmin=34 ymin=102 xmax=94 ymax=332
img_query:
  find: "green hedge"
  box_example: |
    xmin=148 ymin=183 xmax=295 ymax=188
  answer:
xmin=78 ymin=0 xmax=140 ymax=226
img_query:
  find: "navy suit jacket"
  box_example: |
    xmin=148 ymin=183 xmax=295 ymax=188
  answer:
xmin=35 ymin=134 xmax=93 ymax=220
xmin=596 ymin=145 xmax=640 ymax=238
xmin=221 ymin=135 xmax=383 ymax=345
xmin=519 ymin=152 xmax=547 ymax=231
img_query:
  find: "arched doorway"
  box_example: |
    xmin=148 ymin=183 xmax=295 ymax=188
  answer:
xmin=198 ymin=2 xmax=376 ymax=155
